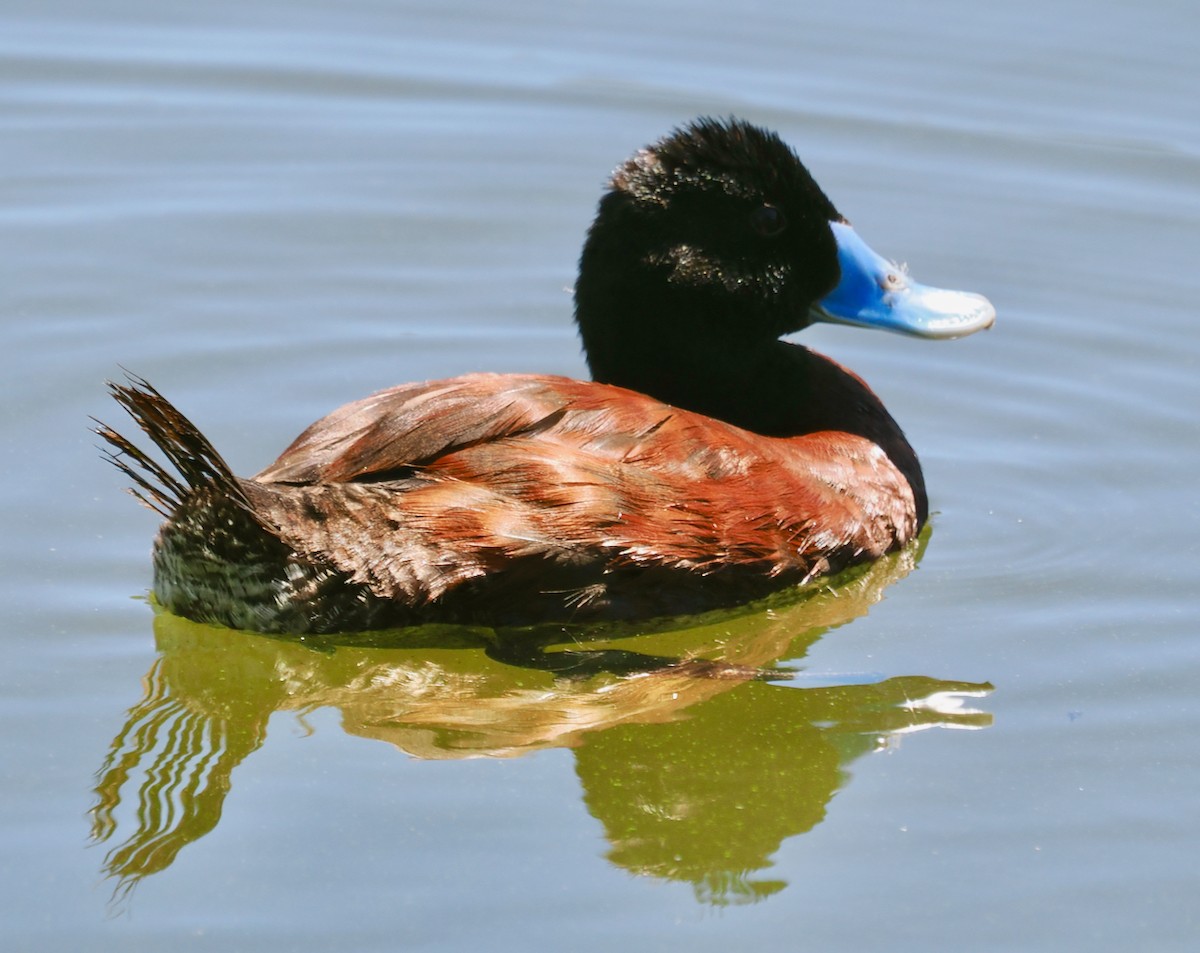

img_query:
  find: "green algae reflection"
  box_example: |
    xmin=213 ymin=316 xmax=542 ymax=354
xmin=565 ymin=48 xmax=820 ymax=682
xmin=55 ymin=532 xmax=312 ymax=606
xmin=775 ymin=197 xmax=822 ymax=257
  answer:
xmin=90 ymin=535 xmax=991 ymax=906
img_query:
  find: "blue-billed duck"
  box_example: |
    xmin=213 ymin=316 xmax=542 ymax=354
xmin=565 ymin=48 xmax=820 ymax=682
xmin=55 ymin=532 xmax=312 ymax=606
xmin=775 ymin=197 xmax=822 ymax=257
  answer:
xmin=100 ymin=117 xmax=994 ymax=633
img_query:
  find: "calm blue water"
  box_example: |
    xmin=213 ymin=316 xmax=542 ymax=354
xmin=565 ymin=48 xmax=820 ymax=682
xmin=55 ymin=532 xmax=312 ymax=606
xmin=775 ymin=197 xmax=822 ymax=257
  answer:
xmin=4 ymin=1 xmax=1199 ymax=950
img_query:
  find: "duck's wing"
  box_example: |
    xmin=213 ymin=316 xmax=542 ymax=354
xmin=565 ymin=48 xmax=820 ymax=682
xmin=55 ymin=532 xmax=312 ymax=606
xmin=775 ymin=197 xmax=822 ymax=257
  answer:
xmin=254 ymin=373 xmax=582 ymax=485
xmin=255 ymin=371 xmax=782 ymax=487
xmin=243 ymin=373 xmax=688 ymax=605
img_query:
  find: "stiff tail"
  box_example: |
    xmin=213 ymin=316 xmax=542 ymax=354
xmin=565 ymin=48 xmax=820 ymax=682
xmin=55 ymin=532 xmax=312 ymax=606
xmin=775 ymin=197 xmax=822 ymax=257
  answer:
xmin=95 ymin=372 xmax=250 ymax=519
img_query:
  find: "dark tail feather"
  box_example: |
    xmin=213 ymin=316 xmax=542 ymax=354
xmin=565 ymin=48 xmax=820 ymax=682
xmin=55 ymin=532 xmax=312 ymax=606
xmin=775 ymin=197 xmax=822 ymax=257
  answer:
xmin=94 ymin=372 xmax=250 ymax=519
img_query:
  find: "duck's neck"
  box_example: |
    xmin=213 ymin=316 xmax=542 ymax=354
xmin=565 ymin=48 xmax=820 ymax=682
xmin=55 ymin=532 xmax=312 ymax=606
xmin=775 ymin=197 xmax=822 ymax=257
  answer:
xmin=581 ymin=318 xmax=928 ymax=525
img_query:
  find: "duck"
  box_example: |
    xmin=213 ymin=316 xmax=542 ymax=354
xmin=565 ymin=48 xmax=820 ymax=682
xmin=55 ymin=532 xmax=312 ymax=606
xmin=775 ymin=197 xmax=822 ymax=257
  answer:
xmin=99 ymin=117 xmax=994 ymax=634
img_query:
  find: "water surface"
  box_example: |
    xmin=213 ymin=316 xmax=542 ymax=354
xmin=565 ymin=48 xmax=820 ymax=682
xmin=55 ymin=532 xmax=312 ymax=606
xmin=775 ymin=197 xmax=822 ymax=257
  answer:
xmin=3 ymin=1 xmax=1198 ymax=950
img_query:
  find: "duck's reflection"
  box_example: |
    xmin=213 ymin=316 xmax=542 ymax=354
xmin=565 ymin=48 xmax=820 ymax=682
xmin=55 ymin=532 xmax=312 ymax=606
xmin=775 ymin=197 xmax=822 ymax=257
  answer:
xmin=90 ymin=538 xmax=991 ymax=905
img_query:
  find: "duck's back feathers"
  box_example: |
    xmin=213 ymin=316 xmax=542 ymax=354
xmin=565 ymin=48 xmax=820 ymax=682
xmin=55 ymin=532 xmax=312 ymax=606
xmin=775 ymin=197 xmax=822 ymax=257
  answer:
xmin=255 ymin=374 xmax=576 ymax=485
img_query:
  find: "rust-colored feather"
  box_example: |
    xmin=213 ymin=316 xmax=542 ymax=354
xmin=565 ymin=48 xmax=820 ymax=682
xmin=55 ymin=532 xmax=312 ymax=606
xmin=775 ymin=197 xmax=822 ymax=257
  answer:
xmin=239 ymin=374 xmax=917 ymax=611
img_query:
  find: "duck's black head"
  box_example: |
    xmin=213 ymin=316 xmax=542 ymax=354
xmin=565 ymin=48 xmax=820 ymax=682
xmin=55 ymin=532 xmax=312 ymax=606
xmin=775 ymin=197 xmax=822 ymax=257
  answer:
xmin=574 ymin=118 xmax=994 ymax=416
xmin=575 ymin=118 xmax=841 ymax=381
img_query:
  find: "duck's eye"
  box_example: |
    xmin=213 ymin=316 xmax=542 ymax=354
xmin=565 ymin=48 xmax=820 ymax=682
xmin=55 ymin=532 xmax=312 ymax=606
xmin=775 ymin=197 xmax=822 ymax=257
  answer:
xmin=750 ymin=203 xmax=786 ymax=237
